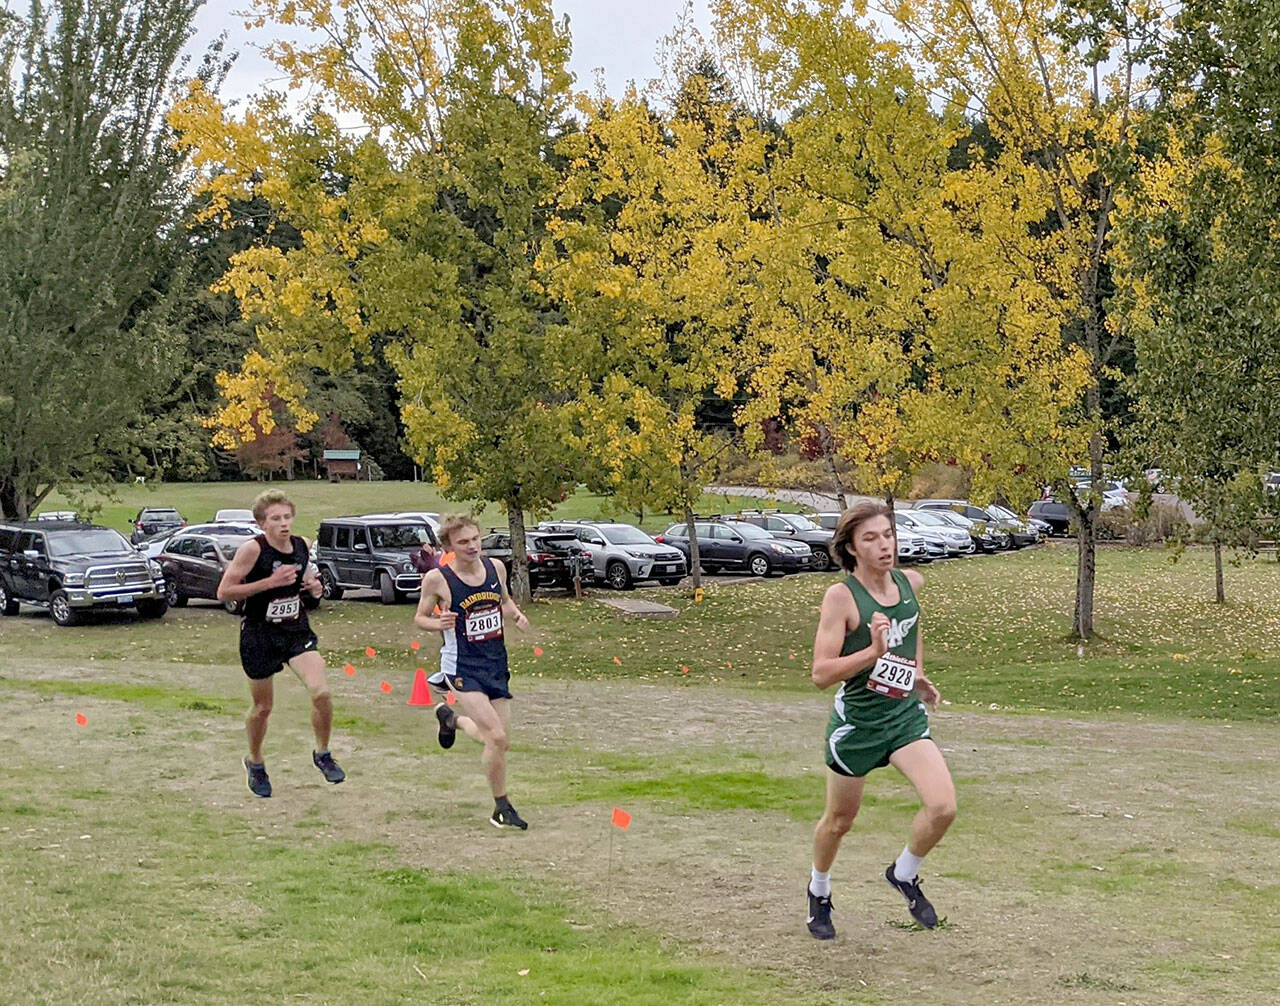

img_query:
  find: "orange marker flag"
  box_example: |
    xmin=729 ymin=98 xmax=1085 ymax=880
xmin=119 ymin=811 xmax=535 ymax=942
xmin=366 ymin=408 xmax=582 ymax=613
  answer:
xmin=380 ymin=681 xmax=393 ymax=693
xmin=611 ymin=807 xmax=631 ymax=830
xmin=343 ymin=663 xmax=356 ymax=676
xmin=410 ymin=640 xmax=421 ymax=651
xmin=533 ymin=646 xmax=544 ymax=657
xmin=680 ymin=665 xmax=690 ymax=674
xmin=365 ymin=646 xmax=378 ymax=658
xmin=75 ymin=713 xmax=88 ymax=727
xmin=613 ymin=656 xmax=621 ymax=665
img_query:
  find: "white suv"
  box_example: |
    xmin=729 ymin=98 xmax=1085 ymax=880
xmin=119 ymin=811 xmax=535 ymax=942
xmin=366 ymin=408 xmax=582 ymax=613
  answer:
xmin=538 ymin=520 xmax=687 ymax=589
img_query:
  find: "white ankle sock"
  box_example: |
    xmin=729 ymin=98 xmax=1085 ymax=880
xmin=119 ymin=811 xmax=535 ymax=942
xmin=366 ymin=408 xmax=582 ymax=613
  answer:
xmin=809 ymin=867 xmax=831 ymax=898
xmin=894 ymin=847 xmax=924 ymax=882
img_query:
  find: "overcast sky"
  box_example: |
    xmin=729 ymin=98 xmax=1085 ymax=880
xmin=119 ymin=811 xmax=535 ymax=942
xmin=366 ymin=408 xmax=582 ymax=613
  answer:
xmin=193 ymin=1 xmax=713 ymax=105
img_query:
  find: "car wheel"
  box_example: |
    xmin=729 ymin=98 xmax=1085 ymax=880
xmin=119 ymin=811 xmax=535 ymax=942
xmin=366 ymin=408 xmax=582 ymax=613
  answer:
xmin=320 ymin=569 xmax=344 ymax=600
xmin=657 ymin=577 xmax=681 ymax=586
xmin=748 ymin=553 xmax=772 ymax=577
xmin=0 ymin=581 xmax=18 ymax=616
xmin=605 ymin=560 xmax=633 ymax=591
xmin=379 ymin=571 xmax=400 ymax=605
xmin=50 ymin=589 xmax=78 ymax=627
xmin=164 ymin=580 xmax=187 ymax=607
xmin=809 ymin=547 xmax=832 ymax=572
xmin=223 ymin=598 xmax=242 ymax=615
xmin=136 ymin=598 xmax=168 ymax=619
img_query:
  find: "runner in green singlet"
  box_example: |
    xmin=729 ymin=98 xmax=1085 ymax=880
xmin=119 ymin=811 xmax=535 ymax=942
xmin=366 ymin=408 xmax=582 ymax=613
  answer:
xmin=804 ymin=500 xmax=955 ymax=939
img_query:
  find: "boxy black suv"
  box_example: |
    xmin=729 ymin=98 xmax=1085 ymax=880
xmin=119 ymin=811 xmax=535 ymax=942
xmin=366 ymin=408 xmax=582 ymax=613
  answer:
xmin=314 ymin=515 xmax=439 ymax=604
xmin=730 ymin=509 xmax=835 ymax=572
xmin=0 ymin=520 xmax=167 ymax=625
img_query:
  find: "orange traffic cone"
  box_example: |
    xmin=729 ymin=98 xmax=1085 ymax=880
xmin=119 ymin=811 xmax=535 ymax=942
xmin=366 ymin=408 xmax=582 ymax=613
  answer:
xmin=408 ymin=668 xmax=433 ymax=706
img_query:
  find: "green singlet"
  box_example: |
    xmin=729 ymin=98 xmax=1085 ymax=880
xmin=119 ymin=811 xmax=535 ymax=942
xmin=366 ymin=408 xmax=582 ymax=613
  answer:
xmin=823 ymin=568 xmax=931 ymax=778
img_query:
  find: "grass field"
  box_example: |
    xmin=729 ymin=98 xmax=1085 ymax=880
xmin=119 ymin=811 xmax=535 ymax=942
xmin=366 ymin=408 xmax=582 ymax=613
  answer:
xmin=2 ymin=541 xmax=1277 ymax=1004
xmin=38 ymin=481 xmax=769 ymax=538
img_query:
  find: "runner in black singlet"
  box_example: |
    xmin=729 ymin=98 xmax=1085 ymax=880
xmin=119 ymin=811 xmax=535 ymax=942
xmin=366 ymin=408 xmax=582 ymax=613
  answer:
xmin=218 ymin=490 xmax=345 ymax=798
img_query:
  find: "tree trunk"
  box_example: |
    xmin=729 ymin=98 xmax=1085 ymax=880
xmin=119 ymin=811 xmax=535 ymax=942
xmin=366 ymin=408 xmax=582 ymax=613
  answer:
xmin=1073 ymin=510 xmax=1096 ymax=640
xmin=815 ymin=420 xmax=848 ymax=510
xmin=684 ymin=502 xmax=702 ymax=594
xmin=507 ymin=492 xmax=531 ymax=606
xmin=1214 ymin=540 xmax=1225 ymax=603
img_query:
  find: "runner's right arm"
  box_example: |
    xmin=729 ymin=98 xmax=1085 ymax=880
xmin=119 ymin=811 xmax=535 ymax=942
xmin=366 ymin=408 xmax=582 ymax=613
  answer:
xmin=811 ymin=583 xmax=890 ymax=690
xmin=413 ymin=569 xmax=456 ymax=632
xmin=217 ymin=540 xmax=297 ymax=603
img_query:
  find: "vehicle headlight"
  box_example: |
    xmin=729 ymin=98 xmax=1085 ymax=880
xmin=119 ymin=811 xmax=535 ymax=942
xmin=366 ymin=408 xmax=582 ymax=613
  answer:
xmin=769 ymin=543 xmax=787 ymax=553
xmin=403 ymin=561 xmax=415 ymax=571
xmin=624 ymin=550 xmax=648 ymax=559
xmin=148 ymin=561 xmax=163 ymax=577
xmin=63 ymin=573 xmax=84 ymax=586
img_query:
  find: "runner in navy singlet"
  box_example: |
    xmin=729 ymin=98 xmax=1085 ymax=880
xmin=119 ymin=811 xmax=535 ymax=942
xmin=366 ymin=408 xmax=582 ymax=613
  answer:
xmin=218 ymin=490 xmax=345 ymax=798
xmin=415 ymin=515 xmax=531 ymax=829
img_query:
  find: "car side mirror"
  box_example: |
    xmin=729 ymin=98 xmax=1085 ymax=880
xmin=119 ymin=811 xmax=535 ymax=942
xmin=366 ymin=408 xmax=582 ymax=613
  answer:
xmin=730 ymin=535 xmax=743 ymax=543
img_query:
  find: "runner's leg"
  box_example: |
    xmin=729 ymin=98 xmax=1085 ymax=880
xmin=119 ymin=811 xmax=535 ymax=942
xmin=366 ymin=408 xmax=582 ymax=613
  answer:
xmin=889 ymin=739 xmax=956 ymax=858
xmin=246 ymin=676 xmax=274 ymax=764
xmin=288 ymin=650 xmax=332 ymax=752
xmin=453 ymin=690 xmax=508 ymax=798
xmin=813 ymin=769 xmax=865 ymax=873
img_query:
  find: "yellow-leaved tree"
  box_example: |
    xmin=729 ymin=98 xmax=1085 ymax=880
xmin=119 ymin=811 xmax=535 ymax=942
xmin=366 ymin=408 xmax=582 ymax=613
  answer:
xmin=170 ymin=0 xmax=580 ymax=601
xmin=541 ymin=60 xmax=773 ymax=589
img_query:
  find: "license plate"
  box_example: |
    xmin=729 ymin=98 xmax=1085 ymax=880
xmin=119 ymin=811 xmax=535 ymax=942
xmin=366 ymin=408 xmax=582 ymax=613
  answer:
xmin=117 ymin=594 xmax=135 ymax=605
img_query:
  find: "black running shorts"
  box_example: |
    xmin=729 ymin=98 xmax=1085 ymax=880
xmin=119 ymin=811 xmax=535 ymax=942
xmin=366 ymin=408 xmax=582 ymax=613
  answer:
xmin=442 ymin=666 xmax=512 ymax=701
xmin=240 ymin=621 xmax=320 ymax=680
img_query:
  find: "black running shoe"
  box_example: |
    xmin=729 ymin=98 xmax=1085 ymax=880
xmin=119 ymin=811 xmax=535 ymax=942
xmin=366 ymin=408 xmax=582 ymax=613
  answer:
xmin=884 ymin=864 xmax=938 ymax=929
xmin=436 ymin=704 xmax=457 ymax=749
xmin=807 ymin=886 xmax=835 ymax=940
xmin=312 ymin=750 xmax=346 ymax=784
xmin=490 ymin=803 xmax=529 ymax=830
xmin=244 ymin=757 xmax=271 ymax=798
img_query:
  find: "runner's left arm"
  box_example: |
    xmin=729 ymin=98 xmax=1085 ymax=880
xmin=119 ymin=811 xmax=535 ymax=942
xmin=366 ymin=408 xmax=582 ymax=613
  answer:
xmin=904 ymin=569 xmax=939 ymax=710
xmin=493 ymin=559 xmax=530 ymax=631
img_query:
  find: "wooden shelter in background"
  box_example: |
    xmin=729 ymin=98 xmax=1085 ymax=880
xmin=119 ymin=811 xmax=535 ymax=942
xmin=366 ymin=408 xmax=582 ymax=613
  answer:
xmin=323 ymin=449 xmax=361 ymax=481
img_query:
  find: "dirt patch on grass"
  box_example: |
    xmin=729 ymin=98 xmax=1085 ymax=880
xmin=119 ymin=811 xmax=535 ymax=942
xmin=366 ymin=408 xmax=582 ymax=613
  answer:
xmin=4 ymin=668 xmax=1275 ymax=1006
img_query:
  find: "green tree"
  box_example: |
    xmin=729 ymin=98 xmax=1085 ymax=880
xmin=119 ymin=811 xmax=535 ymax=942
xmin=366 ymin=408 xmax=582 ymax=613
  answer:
xmin=0 ymin=0 xmax=223 ymax=518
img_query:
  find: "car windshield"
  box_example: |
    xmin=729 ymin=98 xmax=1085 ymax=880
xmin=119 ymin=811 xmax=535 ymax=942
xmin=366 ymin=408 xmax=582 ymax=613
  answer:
xmin=934 ymin=511 xmax=972 ymax=528
xmin=369 ymin=524 xmax=432 ymax=549
xmin=48 ymin=529 xmax=134 ymax=556
xmin=778 ymin=514 xmax=820 ymax=531
xmin=906 ymin=510 xmax=949 ymax=528
xmin=988 ymin=504 xmax=1018 ymax=521
xmin=599 ymin=526 xmax=655 ymax=546
xmin=725 ymin=522 xmax=772 ymax=540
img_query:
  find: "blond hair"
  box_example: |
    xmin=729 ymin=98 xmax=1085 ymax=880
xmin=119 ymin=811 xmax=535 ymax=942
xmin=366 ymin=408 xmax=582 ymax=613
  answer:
xmin=829 ymin=500 xmax=894 ymax=573
xmin=252 ymin=489 xmax=295 ymax=523
xmin=438 ymin=513 xmax=480 ymax=546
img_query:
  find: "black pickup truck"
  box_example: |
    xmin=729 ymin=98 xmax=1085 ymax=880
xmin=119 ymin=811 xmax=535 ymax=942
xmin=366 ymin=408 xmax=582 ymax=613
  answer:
xmin=0 ymin=520 xmax=167 ymax=625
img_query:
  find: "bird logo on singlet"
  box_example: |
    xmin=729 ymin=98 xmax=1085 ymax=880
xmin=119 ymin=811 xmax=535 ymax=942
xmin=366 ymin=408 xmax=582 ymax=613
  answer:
xmin=885 ymin=612 xmax=919 ymax=649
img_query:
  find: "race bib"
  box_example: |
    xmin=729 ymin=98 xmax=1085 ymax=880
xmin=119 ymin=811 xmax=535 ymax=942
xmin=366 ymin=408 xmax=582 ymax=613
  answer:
xmin=265 ymin=596 xmax=301 ymax=623
xmin=464 ymin=606 xmax=503 ymax=642
xmin=866 ymin=653 xmax=917 ymax=699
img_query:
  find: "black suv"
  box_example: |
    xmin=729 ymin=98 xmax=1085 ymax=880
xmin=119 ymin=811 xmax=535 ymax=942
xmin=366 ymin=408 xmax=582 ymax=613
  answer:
xmin=656 ymin=518 xmax=811 ymax=577
xmin=314 ymin=516 xmax=439 ymax=604
xmin=731 ymin=510 xmax=835 ymax=572
xmin=130 ymin=507 xmax=186 ymax=544
xmin=0 ymin=520 xmax=167 ymax=625
xmin=1028 ymin=500 xmax=1073 ymax=536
